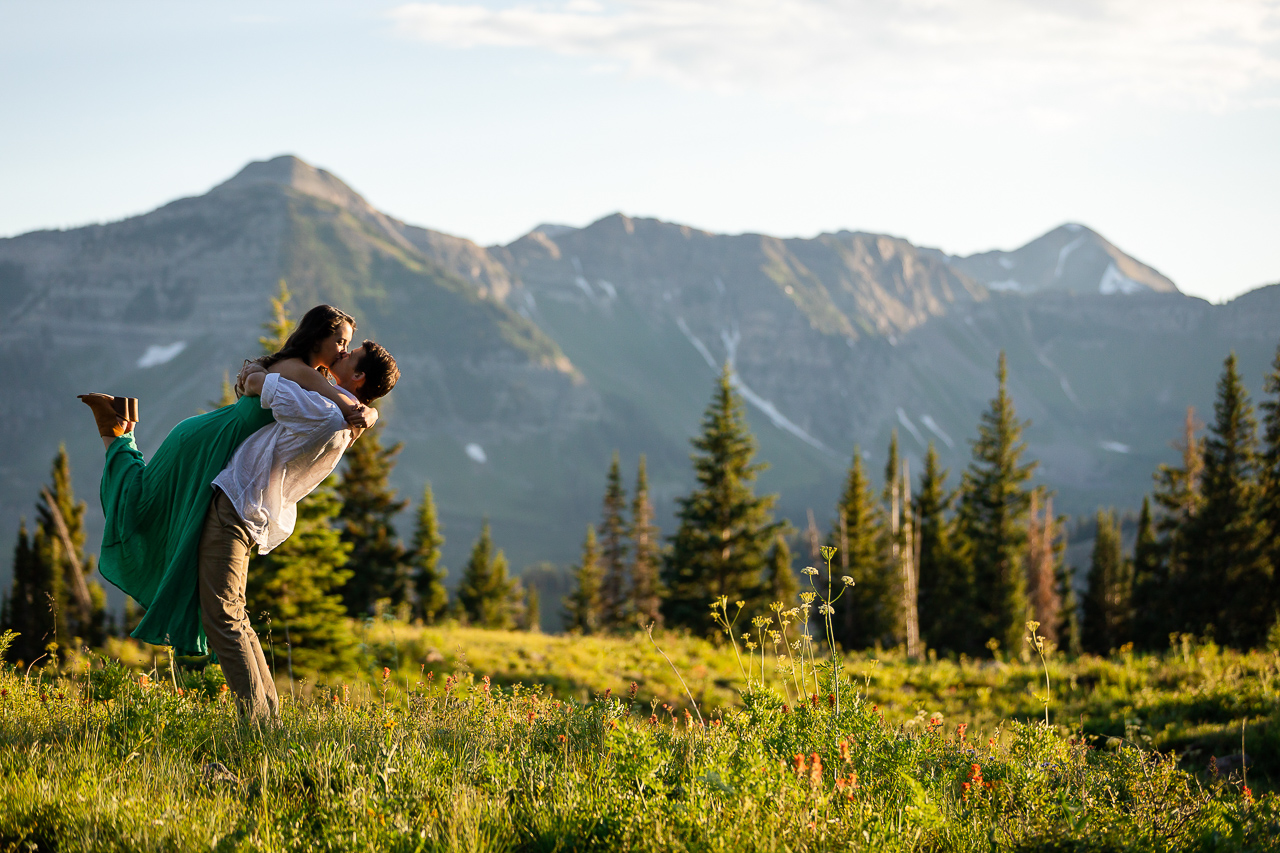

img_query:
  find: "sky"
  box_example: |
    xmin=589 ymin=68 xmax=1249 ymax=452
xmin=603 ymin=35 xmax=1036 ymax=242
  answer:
xmin=2 ymin=0 xmax=1278 ymax=302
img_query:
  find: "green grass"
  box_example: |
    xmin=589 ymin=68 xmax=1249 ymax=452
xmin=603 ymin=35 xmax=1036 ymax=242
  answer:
xmin=6 ymin=627 xmax=1280 ymax=851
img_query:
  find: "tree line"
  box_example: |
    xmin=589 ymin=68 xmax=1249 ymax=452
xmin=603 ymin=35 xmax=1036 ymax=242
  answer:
xmin=566 ymin=343 xmax=1280 ymax=659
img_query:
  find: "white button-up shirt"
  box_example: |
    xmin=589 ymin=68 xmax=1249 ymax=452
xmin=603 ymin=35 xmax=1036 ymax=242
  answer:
xmin=212 ymin=373 xmax=353 ymax=554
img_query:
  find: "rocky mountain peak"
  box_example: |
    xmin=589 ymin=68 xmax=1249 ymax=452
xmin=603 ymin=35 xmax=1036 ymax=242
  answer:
xmin=214 ymin=154 xmax=374 ymax=214
xmin=949 ymin=222 xmax=1178 ymax=296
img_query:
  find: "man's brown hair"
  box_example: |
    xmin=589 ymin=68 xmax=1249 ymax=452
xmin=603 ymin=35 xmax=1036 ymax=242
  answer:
xmin=354 ymin=340 xmax=399 ymax=404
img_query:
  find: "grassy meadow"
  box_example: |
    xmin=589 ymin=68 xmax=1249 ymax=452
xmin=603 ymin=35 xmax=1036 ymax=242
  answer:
xmin=4 ymin=625 xmax=1280 ymax=851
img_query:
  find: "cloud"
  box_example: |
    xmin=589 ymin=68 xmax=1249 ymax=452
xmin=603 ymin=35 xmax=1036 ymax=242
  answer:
xmin=388 ymin=0 xmax=1280 ymax=122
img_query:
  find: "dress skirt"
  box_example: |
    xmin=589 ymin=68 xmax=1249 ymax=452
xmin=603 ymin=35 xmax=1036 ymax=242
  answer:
xmin=96 ymin=394 xmax=275 ymax=655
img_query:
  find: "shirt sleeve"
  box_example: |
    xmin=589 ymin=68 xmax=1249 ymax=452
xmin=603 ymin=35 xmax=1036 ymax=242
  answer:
xmin=262 ymin=375 xmax=348 ymax=439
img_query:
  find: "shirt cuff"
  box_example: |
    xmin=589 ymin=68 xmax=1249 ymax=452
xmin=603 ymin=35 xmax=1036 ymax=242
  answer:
xmin=259 ymin=372 xmax=281 ymax=409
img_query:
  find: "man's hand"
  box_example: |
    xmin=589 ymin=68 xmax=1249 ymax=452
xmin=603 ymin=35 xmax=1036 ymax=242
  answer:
xmin=341 ymin=401 xmax=378 ymax=429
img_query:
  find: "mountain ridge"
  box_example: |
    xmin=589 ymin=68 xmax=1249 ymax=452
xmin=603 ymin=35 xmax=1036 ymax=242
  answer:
xmin=0 ymin=154 xmax=1274 ymax=606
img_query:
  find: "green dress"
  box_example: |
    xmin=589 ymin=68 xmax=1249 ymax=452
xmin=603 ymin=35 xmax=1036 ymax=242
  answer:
xmin=97 ymin=394 xmax=275 ymax=655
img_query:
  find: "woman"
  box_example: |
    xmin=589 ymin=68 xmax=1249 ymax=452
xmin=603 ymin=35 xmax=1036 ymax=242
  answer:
xmin=81 ymin=304 xmax=374 ymax=655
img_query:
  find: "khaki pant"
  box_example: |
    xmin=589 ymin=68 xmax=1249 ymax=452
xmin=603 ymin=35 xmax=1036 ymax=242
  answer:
xmin=198 ymin=489 xmax=278 ymax=722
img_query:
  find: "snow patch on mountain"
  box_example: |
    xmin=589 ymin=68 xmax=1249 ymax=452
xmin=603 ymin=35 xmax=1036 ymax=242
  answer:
xmin=1099 ymin=262 xmax=1146 ymax=295
xmin=465 ymin=443 xmax=487 ymax=463
xmin=988 ymin=279 xmax=1023 ymax=292
xmin=920 ymin=415 xmax=955 ymax=449
xmin=1099 ymin=441 xmax=1130 ymax=454
xmin=1055 ymin=235 xmax=1086 ymax=279
xmin=676 ymin=317 xmax=830 ymax=454
xmin=137 ymin=342 xmax=187 ymax=368
xmin=896 ymin=408 xmax=926 ymax=447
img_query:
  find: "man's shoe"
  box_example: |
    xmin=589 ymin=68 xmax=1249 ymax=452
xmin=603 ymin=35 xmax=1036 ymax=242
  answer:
xmin=78 ymin=394 xmax=135 ymax=438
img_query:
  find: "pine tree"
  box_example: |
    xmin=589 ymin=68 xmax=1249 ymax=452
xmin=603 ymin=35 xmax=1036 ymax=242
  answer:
xmin=955 ymin=352 xmax=1036 ymax=655
xmin=1025 ymin=490 xmax=1063 ymax=648
xmin=1151 ymin=407 xmax=1204 ymax=637
xmin=879 ymin=430 xmax=909 ymax=646
xmin=246 ymin=477 xmax=357 ymax=674
xmin=1057 ymin=561 xmax=1083 ymax=656
xmin=409 ymin=483 xmax=448 ymax=624
xmin=767 ymin=534 xmax=798 ymax=607
xmin=337 ymin=419 xmax=410 ymax=615
xmin=1081 ymin=510 xmax=1132 ymax=654
xmin=1129 ymin=496 xmax=1165 ymax=648
xmin=599 ymin=451 xmax=629 ymax=629
xmin=565 ymin=525 xmax=604 ymax=634
xmin=831 ymin=447 xmax=891 ymax=649
xmin=456 ymin=521 xmax=517 ymax=629
xmin=4 ymin=521 xmax=45 ymax=665
xmin=523 ymin=584 xmax=540 ymax=632
xmin=1184 ymin=353 xmax=1270 ymax=647
xmin=261 ymin=279 xmax=293 ymax=353
xmin=629 ymin=456 xmax=664 ymax=629
xmin=1259 ymin=342 xmax=1280 ymax=619
xmin=915 ymin=443 xmax=968 ymax=654
xmin=663 ymin=365 xmax=781 ymax=634
xmin=31 ymin=446 xmax=107 ymax=650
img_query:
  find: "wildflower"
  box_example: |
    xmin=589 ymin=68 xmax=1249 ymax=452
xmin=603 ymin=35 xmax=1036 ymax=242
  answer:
xmin=808 ymin=752 xmax=824 ymax=787
xmin=382 ymin=666 xmax=390 ymax=681
xmin=40 ymin=692 xmax=47 ymax=703
xmin=800 ymin=592 xmax=816 ymax=604
xmin=1244 ymin=785 xmax=1254 ymax=804
xmin=629 ymin=682 xmax=638 ymax=700
xmin=839 ymin=740 xmax=850 ymax=762
xmin=818 ymin=604 xmax=834 ymax=615
xmin=736 ymin=600 xmax=745 ymax=609
xmin=792 ymin=753 xmax=807 ymax=774
xmin=841 ymin=576 xmax=854 ymax=586
xmin=782 ymin=703 xmax=791 ymax=714
xmin=342 ymin=684 xmax=350 ymax=703
xmin=557 ymin=734 xmax=568 ymax=744
xmin=332 ymin=694 xmax=339 ymax=705
xmin=956 ymin=723 xmax=968 ymax=742
xmin=426 ymin=671 xmax=434 ymax=681
xmin=811 ymin=693 xmax=820 ymax=708
xmin=527 ymin=710 xmax=536 ymax=724
xmin=711 ymin=719 xmax=721 ymax=728
xmin=0 ymin=689 xmax=7 ymax=699
xmin=683 ymin=709 xmax=692 ymax=726
xmin=802 ymin=567 xmax=819 ymax=576
xmin=175 ymin=688 xmax=184 ymax=698
xmin=384 ymin=718 xmax=396 ymax=731
xmin=828 ymin=694 xmax=835 ymax=708
xmin=139 ymin=674 xmax=150 ymax=688
xmin=648 ymin=714 xmax=658 ymax=725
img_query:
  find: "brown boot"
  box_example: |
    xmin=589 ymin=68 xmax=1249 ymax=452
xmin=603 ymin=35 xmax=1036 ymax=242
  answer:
xmin=78 ymin=394 xmax=134 ymax=438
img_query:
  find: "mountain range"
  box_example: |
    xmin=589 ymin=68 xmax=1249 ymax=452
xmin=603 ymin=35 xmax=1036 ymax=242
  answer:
xmin=1 ymin=155 xmax=1276 ymax=605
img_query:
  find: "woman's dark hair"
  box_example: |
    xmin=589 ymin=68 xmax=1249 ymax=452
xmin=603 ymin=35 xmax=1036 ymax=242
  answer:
xmin=258 ymin=305 xmax=356 ymax=370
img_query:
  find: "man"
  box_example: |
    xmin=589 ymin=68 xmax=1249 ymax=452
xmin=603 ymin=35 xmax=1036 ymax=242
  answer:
xmin=202 ymin=339 xmax=399 ymax=721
